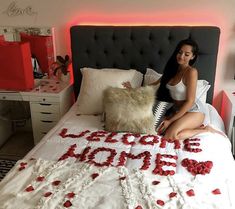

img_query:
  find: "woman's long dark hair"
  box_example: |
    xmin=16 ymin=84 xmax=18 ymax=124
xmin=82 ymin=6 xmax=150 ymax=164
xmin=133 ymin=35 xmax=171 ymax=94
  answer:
xmin=157 ymin=38 xmax=199 ymax=102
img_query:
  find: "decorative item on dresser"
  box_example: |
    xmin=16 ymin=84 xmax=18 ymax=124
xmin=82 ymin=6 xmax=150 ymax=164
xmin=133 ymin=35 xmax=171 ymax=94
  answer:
xmin=221 ymin=89 xmax=235 ymax=155
xmin=0 ymin=26 xmax=55 ymax=75
xmin=50 ymin=55 xmax=72 ymax=82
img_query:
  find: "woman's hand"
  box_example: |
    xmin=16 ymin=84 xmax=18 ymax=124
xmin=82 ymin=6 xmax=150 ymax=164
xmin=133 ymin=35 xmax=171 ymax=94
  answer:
xmin=122 ymin=81 xmax=132 ymax=89
xmin=157 ymin=119 xmax=171 ymax=135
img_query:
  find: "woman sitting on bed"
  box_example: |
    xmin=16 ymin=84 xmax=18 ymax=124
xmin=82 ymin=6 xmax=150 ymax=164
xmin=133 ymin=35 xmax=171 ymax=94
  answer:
xmin=123 ymin=38 xmax=224 ymax=140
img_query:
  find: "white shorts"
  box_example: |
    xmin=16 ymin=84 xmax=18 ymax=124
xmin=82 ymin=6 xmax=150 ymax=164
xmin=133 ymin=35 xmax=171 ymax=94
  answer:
xmin=165 ymin=99 xmax=209 ymax=125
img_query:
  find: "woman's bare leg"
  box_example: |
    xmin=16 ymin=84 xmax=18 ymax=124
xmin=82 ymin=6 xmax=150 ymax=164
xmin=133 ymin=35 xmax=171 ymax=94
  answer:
xmin=164 ymin=112 xmax=226 ymax=140
xmin=163 ymin=112 xmax=205 ymax=140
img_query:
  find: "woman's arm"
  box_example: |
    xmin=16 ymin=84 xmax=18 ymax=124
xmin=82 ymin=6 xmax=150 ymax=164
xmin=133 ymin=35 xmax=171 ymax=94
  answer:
xmin=167 ymin=68 xmax=198 ymax=123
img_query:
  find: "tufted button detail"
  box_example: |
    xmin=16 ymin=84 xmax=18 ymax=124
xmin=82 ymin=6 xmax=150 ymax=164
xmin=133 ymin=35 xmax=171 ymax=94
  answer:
xmin=149 ymin=34 xmax=153 ymax=40
xmin=130 ymin=34 xmax=134 ymax=41
xmin=139 ymin=50 xmax=144 ymax=55
xmin=112 ymin=35 xmax=116 ymax=41
xmin=85 ymin=49 xmax=90 ymax=54
xmin=104 ymin=49 xmax=108 ymax=55
xmin=168 ymin=35 xmax=173 ymax=41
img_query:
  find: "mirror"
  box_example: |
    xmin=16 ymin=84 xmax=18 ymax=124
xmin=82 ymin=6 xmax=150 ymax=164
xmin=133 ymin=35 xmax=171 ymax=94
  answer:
xmin=0 ymin=26 xmax=55 ymax=75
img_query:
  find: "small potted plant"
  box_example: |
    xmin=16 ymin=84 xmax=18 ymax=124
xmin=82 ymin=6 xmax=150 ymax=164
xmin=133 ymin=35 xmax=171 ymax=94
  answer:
xmin=51 ymin=55 xmax=72 ymax=82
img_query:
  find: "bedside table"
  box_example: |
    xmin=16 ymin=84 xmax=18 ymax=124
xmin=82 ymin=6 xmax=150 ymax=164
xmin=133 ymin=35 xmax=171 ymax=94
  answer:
xmin=221 ymin=89 xmax=235 ymax=154
xmin=29 ymin=79 xmax=73 ymax=144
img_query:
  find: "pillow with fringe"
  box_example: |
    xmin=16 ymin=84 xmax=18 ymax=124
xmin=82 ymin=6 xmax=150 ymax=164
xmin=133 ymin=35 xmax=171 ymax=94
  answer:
xmin=103 ymin=86 xmax=156 ymax=134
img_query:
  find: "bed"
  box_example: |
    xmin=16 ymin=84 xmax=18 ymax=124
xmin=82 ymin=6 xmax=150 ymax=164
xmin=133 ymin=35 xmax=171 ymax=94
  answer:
xmin=0 ymin=25 xmax=235 ymax=209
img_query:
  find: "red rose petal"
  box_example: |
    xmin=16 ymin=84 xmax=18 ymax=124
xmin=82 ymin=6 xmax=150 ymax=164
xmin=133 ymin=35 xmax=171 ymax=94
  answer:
xmin=44 ymin=192 xmax=52 ymax=197
xmin=212 ymin=188 xmax=221 ymax=195
xmin=152 ymin=180 xmax=160 ymax=185
xmin=25 ymin=185 xmax=34 ymax=192
xmin=18 ymin=166 xmax=25 ymax=171
xmin=91 ymin=173 xmax=99 ymax=179
xmin=135 ymin=206 xmax=143 ymax=209
xmin=66 ymin=192 xmax=75 ymax=198
xmin=63 ymin=200 xmax=72 ymax=208
xmin=186 ymin=189 xmax=195 ymax=197
xmin=156 ymin=200 xmax=165 ymax=206
xmin=36 ymin=176 xmax=45 ymax=182
xmin=20 ymin=162 xmax=27 ymax=166
xmin=52 ymin=180 xmax=61 ymax=186
xmin=169 ymin=192 xmax=177 ymax=198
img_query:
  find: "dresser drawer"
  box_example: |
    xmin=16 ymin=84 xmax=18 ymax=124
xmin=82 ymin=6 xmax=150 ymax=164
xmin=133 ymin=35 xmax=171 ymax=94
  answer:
xmin=31 ymin=115 xmax=58 ymax=145
xmin=32 ymin=118 xmax=57 ymax=133
xmin=32 ymin=112 xmax=59 ymax=121
xmin=38 ymin=120 xmax=57 ymax=132
xmin=30 ymin=102 xmax=59 ymax=113
xmin=30 ymin=96 xmax=59 ymax=103
xmin=0 ymin=93 xmax=30 ymax=101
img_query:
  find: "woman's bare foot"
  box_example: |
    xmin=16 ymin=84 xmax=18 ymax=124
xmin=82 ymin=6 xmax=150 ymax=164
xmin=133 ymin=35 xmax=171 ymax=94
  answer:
xmin=203 ymin=125 xmax=227 ymax=137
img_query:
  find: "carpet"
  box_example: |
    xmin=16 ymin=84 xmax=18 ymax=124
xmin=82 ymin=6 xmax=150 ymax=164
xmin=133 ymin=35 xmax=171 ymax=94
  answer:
xmin=0 ymin=158 xmax=17 ymax=182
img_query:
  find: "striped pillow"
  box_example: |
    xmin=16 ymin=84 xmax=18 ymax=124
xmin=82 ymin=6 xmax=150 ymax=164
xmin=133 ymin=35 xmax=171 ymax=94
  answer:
xmin=153 ymin=101 xmax=173 ymax=130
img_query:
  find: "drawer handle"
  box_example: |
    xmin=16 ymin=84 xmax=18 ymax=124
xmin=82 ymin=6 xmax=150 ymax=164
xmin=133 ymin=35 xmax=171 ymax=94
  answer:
xmin=41 ymin=120 xmax=53 ymax=123
xmin=40 ymin=112 xmax=52 ymax=114
xmin=39 ymin=103 xmax=52 ymax=106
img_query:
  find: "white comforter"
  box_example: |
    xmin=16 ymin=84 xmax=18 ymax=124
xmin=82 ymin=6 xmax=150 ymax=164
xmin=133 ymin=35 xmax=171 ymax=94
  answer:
xmin=0 ymin=106 xmax=235 ymax=209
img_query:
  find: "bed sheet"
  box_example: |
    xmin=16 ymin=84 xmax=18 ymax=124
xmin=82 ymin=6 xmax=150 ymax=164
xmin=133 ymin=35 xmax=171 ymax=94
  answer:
xmin=0 ymin=103 xmax=235 ymax=209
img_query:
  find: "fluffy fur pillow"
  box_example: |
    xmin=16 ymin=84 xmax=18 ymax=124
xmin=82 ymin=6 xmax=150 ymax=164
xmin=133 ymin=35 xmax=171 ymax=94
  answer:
xmin=103 ymin=86 xmax=156 ymax=134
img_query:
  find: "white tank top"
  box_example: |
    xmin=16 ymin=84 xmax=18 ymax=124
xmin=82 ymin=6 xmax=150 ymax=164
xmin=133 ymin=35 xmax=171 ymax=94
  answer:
xmin=166 ymin=79 xmax=186 ymax=101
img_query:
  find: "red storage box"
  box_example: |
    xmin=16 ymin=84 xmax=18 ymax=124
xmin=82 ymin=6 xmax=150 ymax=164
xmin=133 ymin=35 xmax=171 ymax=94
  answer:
xmin=20 ymin=33 xmax=54 ymax=74
xmin=0 ymin=35 xmax=5 ymax=42
xmin=0 ymin=41 xmax=34 ymax=91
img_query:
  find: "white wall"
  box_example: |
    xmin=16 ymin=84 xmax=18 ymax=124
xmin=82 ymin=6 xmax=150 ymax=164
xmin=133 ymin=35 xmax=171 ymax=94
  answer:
xmin=0 ymin=0 xmax=235 ymax=112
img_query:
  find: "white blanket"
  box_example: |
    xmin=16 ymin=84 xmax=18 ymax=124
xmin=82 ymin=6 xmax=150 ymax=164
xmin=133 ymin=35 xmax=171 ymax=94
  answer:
xmin=0 ymin=111 xmax=235 ymax=209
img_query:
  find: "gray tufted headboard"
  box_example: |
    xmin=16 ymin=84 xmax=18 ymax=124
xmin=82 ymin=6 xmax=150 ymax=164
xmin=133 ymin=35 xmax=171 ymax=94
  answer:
xmin=70 ymin=25 xmax=220 ymax=104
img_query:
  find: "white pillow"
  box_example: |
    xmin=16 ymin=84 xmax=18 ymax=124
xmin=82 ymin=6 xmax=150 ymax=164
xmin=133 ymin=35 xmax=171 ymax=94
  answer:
xmin=76 ymin=68 xmax=143 ymax=114
xmin=144 ymin=68 xmax=210 ymax=103
xmin=144 ymin=68 xmax=162 ymax=86
xmin=196 ymin=80 xmax=211 ymax=103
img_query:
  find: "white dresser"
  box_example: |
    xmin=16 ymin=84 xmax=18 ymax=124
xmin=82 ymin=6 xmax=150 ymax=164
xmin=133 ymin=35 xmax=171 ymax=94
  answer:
xmin=0 ymin=79 xmax=73 ymax=145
